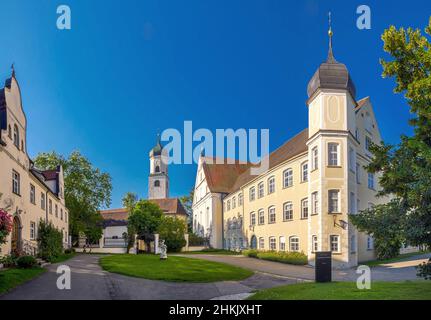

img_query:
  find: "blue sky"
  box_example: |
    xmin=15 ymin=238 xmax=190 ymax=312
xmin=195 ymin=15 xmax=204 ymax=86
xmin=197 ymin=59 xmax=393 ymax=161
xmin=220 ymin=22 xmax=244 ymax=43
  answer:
xmin=0 ymin=0 xmax=429 ymax=209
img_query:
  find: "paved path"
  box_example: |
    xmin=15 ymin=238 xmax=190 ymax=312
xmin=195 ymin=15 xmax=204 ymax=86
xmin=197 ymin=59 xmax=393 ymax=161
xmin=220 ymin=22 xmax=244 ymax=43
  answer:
xmin=179 ymin=253 xmax=431 ymax=282
xmin=0 ymin=254 xmax=298 ymax=300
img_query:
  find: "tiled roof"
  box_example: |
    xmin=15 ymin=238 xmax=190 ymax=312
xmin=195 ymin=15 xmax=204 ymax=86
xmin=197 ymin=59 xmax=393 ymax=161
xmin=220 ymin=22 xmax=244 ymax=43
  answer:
xmin=202 ymin=128 xmax=309 ymax=195
xmin=100 ymin=198 xmax=188 ymax=222
xmin=41 ymin=170 xmax=58 ymax=180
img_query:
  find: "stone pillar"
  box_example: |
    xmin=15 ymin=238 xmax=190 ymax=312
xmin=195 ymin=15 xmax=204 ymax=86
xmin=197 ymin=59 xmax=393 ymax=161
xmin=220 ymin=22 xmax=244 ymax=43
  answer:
xmin=154 ymin=233 xmax=159 ymax=254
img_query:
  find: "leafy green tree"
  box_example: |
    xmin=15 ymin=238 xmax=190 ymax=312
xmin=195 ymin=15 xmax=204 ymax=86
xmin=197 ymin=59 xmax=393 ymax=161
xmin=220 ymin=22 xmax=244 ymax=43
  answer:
xmin=128 ymin=200 xmax=163 ymax=252
xmin=37 ymin=219 xmax=63 ymax=262
xmin=351 ymin=18 xmax=431 ymax=274
xmin=179 ymin=189 xmax=194 ymax=232
xmin=157 ymin=216 xmax=187 ymax=252
xmin=34 ymin=151 xmax=112 ymax=245
xmin=122 ymin=192 xmax=139 ymax=253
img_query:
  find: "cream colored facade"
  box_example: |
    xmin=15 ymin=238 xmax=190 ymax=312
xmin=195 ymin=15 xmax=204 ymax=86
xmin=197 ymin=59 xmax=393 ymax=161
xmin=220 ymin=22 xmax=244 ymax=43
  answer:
xmin=0 ymin=72 xmax=69 ymax=256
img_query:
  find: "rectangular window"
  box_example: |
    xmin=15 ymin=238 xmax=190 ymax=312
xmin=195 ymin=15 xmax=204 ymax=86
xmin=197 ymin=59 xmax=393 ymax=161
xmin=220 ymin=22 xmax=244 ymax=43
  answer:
xmin=289 ymin=237 xmax=299 ymax=252
xmin=232 ymin=197 xmax=236 ymax=209
xmin=368 ymin=173 xmax=375 ymax=189
xmin=279 ymin=236 xmax=286 ymax=251
xmin=249 ymin=187 xmax=256 ymax=201
xmin=238 ymin=193 xmax=243 ymax=206
xmin=268 ymin=207 xmax=276 ymax=224
xmin=367 ymin=236 xmax=374 ymax=250
xmin=311 ymin=192 xmax=319 ymax=215
xmin=283 ymin=202 xmax=293 ymax=221
xmin=259 ymin=237 xmax=264 ymax=250
xmin=55 ymin=204 xmax=58 ymax=217
xmin=258 ymin=182 xmax=264 ymax=198
xmin=269 ymin=237 xmax=276 ymax=251
xmin=41 ymin=193 xmax=46 ymax=210
xmin=268 ymin=177 xmax=275 ymax=194
xmin=349 ymin=147 xmax=355 ymax=171
xmin=61 ymin=208 xmax=63 ymax=220
xmin=356 ymin=163 xmax=361 ymax=183
xmin=328 ymin=143 xmax=339 ymax=166
xmin=49 ymin=199 xmax=53 ymax=215
xmin=30 ymin=221 xmax=36 ymax=240
xmin=250 ymin=212 xmax=256 ymax=226
xmin=330 ymin=235 xmax=340 ymax=252
xmin=226 ymin=200 xmax=231 ymax=211
xmin=312 ymin=235 xmax=318 ymax=253
xmin=30 ymin=184 xmax=36 ymax=204
xmin=349 ymin=192 xmax=356 ymax=214
xmin=312 ymin=147 xmax=318 ymax=170
xmin=283 ymin=169 xmax=293 ymax=188
xmin=301 ymin=198 xmax=308 ymax=219
xmin=301 ymin=162 xmax=308 ymax=182
xmin=351 ymin=235 xmax=357 ymax=253
xmin=365 ymin=136 xmax=372 ymax=152
xmin=328 ymin=190 xmax=339 ymax=213
xmin=12 ymin=170 xmax=20 ymax=195
xmin=258 ymin=210 xmax=265 ymax=225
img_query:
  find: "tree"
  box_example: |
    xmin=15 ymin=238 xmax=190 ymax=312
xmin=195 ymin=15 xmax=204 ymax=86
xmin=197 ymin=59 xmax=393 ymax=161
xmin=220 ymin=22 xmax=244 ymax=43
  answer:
xmin=128 ymin=200 xmax=163 ymax=252
xmin=179 ymin=189 xmax=194 ymax=232
xmin=157 ymin=216 xmax=187 ymax=253
xmin=34 ymin=151 xmax=112 ymax=245
xmin=122 ymin=192 xmax=138 ymax=253
xmin=350 ymin=18 xmax=431 ymax=276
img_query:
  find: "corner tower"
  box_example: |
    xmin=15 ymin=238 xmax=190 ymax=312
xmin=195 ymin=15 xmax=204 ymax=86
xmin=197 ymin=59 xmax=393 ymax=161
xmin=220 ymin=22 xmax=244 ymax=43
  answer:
xmin=148 ymin=134 xmax=169 ymax=199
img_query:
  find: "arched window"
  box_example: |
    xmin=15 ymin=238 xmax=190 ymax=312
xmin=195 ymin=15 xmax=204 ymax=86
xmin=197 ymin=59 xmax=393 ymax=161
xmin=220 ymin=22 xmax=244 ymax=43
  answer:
xmin=289 ymin=236 xmax=300 ymax=252
xmin=155 ymin=166 xmax=160 ymax=173
xmin=154 ymin=180 xmax=160 ymax=187
xmin=267 ymin=176 xmax=275 ymax=194
xmin=13 ymin=124 xmax=19 ymax=148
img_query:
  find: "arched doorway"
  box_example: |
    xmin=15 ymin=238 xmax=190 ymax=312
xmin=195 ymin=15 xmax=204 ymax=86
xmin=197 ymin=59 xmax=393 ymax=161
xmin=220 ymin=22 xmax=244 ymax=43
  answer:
xmin=250 ymin=235 xmax=257 ymax=249
xmin=11 ymin=216 xmax=22 ymax=254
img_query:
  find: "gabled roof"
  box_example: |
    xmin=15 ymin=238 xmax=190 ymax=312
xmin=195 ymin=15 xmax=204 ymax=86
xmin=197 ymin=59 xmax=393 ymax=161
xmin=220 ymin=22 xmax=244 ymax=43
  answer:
xmin=202 ymin=158 xmax=250 ymax=193
xmin=30 ymin=167 xmax=61 ymax=196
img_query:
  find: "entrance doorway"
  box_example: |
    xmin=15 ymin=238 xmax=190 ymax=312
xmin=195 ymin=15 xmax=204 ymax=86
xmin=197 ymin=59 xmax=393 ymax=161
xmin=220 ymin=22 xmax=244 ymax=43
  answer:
xmin=250 ymin=235 xmax=257 ymax=249
xmin=11 ymin=216 xmax=21 ymax=254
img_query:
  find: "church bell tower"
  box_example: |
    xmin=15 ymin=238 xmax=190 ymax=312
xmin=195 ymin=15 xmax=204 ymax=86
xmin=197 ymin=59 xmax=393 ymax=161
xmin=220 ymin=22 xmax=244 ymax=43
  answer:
xmin=148 ymin=134 xmax=169 ymax=199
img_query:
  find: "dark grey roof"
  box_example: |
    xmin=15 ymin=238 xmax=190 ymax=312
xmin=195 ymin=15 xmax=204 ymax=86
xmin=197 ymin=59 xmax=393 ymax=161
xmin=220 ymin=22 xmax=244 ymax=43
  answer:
xmin=307 ymin=40 xmax=356 ymax=99
xmin=150 ymin=134 xmax=163 ymax=156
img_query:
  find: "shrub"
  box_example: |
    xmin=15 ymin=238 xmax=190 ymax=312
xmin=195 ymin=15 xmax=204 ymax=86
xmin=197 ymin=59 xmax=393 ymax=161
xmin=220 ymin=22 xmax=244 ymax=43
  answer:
xmin=417 ymin=259 xmax=431 ymax=280
xmin=243 ymin=250 xmax=308 ymax=265
xmin=0 ymin=254 xmax=18 ymax=267
xmin=188 ymin=233 xmax=208 ymax=246
xmin=37 ymin=220 xmax=64 ymax=262
xmin=157 ymin=216 xmax=187 ymax=253
xmin=0 ymin=209 xmax=13 ymax=245
xmin=64 ymin=248 xmax=75 ymax=254
xmin=16 ymin=255 xmax=37 ymax=269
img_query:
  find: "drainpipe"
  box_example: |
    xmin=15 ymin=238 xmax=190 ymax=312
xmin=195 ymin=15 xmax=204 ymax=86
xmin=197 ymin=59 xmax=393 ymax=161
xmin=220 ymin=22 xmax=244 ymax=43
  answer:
xmin=221 ymin=193 xmax=225 ymax=249
xmin=45 ymin=191 xmax=49 ymax=222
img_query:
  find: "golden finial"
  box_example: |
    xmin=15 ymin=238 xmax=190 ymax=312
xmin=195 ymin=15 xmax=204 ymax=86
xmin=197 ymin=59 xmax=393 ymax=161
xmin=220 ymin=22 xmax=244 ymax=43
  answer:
xmin=11 ymin=63 xmax=15 ymax=77
xmin=327 ymin=12 xmax=335 ymax=63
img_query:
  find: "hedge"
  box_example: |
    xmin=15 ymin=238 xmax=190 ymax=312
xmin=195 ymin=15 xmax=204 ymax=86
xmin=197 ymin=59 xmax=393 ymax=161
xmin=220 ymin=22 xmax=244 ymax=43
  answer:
xmin=243 ymin=250 xmax=308 ymax=265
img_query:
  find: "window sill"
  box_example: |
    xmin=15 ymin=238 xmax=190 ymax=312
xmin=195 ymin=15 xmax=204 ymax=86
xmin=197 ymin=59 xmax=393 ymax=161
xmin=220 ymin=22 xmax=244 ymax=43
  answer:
xmin=311 ymin=213 xmax=318 ymax=216
xmin=328 ymin=212 xmax=342 ymax=215
xmin=331 ymin=252 xmax=342 ymax=255
xmin=300 ymin=217 xmax=309 ymax=220
xmin=12 ymin=192 xmax=21 ymax=197
xmin=282 ymin=185 xmax=293 ymax=189
xmin=283 ymin=219 xmax=293 ymax=222
xmin=327 ymin=165 xmax=342 ymax=168
xmin=311 ymin=168 xmax=318 ymax=173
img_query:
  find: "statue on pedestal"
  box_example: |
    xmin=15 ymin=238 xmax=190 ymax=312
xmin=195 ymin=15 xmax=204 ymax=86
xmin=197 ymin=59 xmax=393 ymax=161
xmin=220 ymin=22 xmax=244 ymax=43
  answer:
xmin=159 ymin=240 xmax=168 ymax=260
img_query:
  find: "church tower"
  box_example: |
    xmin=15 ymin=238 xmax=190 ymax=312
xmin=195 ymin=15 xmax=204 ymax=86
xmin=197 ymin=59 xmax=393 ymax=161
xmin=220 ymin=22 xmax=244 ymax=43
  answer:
xmin=148 ymin=135 xmax=169 ymax=199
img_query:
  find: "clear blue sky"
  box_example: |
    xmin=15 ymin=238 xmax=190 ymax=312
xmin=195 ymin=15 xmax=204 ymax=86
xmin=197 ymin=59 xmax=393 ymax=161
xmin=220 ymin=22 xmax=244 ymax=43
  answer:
xmin=0 ymin=0 xmax=428 ymax=209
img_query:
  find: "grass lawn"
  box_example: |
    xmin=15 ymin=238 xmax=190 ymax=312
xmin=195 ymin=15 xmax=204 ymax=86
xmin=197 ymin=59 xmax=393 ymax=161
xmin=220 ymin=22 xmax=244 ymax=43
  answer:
xmin=182 ymin=249 xmax=241 ymax=255
xmin=49 ymin=252 xmax=76 ymax=264
xmin=0 ymin=267 xmax=46 ymax=295
xmin=100 ymin=254 xmax=253 ymax=282
xmin=365 ymin=251 xmax=430 ymax=267
xmin=248 ymin=281 xmax=431 ymax=300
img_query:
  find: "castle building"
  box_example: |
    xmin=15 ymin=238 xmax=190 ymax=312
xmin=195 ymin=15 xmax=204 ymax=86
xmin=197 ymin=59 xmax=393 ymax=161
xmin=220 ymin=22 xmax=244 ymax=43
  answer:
xmin=192 ymin=29 xmax=389 ymax=268
xmin=0 ymin=69 xmax=69 ymax=256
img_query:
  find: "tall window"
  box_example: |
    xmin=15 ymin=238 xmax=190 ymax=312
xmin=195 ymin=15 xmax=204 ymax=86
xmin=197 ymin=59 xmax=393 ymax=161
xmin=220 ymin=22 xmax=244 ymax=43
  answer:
xmin=249 ymin=187 xmax=256 ymax=201
xmin=259 ymin=237 xmax=265 ymax=250
xmin=13 ymin=124 xmax=19 ymax=148
xmin=368 ymin=173 xmax=375 ymax=189
xmin=312 ymin=147 xmax=318 ymax=170
xmin=365 ymin=136 xmax=372 ymax=152
xmin=349 ymin=192 xmax=356 ymax=214
xmin=238 ymin=193 xmax=243 ymax=206
xmin=49 ymin=199 xmax=52 ymax=215
xmin=367 ymin=235 xmax=374 ymax=250
xmin=356 ymin=163 xmax=361 ymax=183
xmin=289 ymin=236 xmax=299 ymax=252
xmin=312 ymin=235 xmax=318 ymax=252
xmin=279 ymin=236 xmax=286 ymax=251
xmin=226 ymin=200 xmax=231 ymax=211
xmin=268 ymin=176 xmax=275 ymax=194
xmin=311 ymin=192 xmax=319 ymax=215
xmin=283 ymin=168 xmax=293 ymax=188
xmin=155 ymin=165 xmax=160 ymax=173
xmin=61 ymin=208 xmax=63 ymax=220
xmin=55 ymin=204 xmax=58 ymax=218
xmin=328 ymin=190 xmax=339 ymax=213
xmin=328 ymin=143 xmax=339 ymax=166
xmin=269 ymin=237 xmax=276 ymax=251
xmin=301 ymin=198 xmax=308 ymax=219
xmin=41 ymin=193 xmax=46 ymax=210
xmin=330 ymin=235 xmax=340 ymax=252
xmin=30 ymin=221 xmax=36 ymax=240
xmin=12 ymin=170 xmax=20 ymax=195
xmin=250 ymin=212 xmax=256 ymax=226
xmin=232 ymin=197 xmax=236 ymax=209
xmin=154 ymin=180 xmax=160 ymax=187
xmin=283 ymin=202 xmax=293 ymax=221
xmin=349 ymin=147 xmax=355 ymax=171
xmin=268 ymin=206 xmax=276 ymax=224
xmin=350 ymin=235 xmax=357 ymax=253
xmin=258 ymin=182 xmax=264 ymax=198
xmin=30 ymin=184 xmax=35 ymax=204
xmin=258 ymin=209 xmax=265 ymax=225
xmin=301 ymin=162 xmax=308 ymax=182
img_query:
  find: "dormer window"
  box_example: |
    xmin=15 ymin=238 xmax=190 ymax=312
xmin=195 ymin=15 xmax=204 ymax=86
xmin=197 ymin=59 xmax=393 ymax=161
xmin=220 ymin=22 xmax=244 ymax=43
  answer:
xmin=13 ymin=124 xmax=19 ymax=149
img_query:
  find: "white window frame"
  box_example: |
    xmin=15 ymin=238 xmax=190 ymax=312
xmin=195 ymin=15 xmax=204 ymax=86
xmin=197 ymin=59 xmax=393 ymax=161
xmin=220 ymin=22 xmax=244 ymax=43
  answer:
xmin=30 ymin=221 xmax=36 ymax=240
xmin=258 ymin=209 xmax=265 ymax=225
xmin=227 ymin=200 xmax=231 ymax=211
xmin=268 ymin=206 xmax=276 ymax=224
xmin=328 ymin=143 xmax=339 ymax=166
xmin=312 ymin=235 xmax=318 ymax=253
xmin=311 ymin=192 xmax=319 ymax=215
xmin=283 ymin=168 xmax=293 ymax=188
xmin=350 ymin=235 xmax=357 ymax=253
xmin=301 ymin=162 xmax=308 ymax=182
xmin=349 ymin=147 xmax=355 ymax=171
xmin=328 ymin=190 xmax=340 ymax=213
xmin=238 ymin=193 xmax=243 ymax=206
xmin=279 ymin=236 xmax=286 ymax=251
xmin=250 ymin=212 xmax=256 ymax=226
xmin=356 ymin=163 xmax=361 ymax=183
xmin=259 ymin=237 xmax=265 ymax=250
xmin=330 ymin=235 xmax=340 ymax=253
xmin=268 ymin=176 xmax=275 ymax=194
xmin=232 ymin=197 xmax=236 ymax=209
xmin=301 ymin=198 xmax=308 ymax=219
xmin=249 ymin=187 xmax=256 ymax=201
xmin=283 ymin=202 xmax=293 ymax=221
xmin=289 ymin=236 xmax=299 ymax=252
xmin=30 ymin=184 xmax=35 ymax=204
xmin=368 ymin=172 xmax=375 ymax=190
xmin=12 ymin=170 xmax=20 ymax=195
xmin=312 ymin=147 xmax=318 ymax=171
xmin=269 ymin=237 xmax=276 ymax=251
xmin=367 ymin=235 xmax=374 ymax=250
xmin=41 ymin=192 xmax=45 ymax=210
xmin=258 ymin=182 xmax=264 ymax=198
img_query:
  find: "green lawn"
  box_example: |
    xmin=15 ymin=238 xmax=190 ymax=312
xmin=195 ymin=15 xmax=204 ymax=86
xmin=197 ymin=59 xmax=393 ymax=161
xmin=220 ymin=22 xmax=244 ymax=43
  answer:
xmin=182 ymin=249 xmax=241 ymax=255
xmin=0 ymin=267 xmax=46 ymax=295
xmin=248 ymin=281 xmax=431 ymax=300
xmin=364 ymin=251 xmax=430 ymax=267
xmin=49 ymin=252 xmax=76 ymax=264
xmin=100 ymin=254 xmax=253 ymax=282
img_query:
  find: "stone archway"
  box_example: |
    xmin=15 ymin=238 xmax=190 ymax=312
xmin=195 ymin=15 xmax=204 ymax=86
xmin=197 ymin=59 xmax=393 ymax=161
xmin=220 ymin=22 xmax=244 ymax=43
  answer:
xmin=250 ymin=235 xmax=257 ymax=249
xmin=11 ymin=215 xmax=22 ymax=254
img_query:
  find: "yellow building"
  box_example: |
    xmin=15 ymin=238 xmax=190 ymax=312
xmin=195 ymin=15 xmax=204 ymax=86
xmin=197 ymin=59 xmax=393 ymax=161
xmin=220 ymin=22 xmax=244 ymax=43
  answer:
xmin=193 ymin=33 xmax=389 ymax=268
xmin=0 ymin=69 xmax=69 ymax=256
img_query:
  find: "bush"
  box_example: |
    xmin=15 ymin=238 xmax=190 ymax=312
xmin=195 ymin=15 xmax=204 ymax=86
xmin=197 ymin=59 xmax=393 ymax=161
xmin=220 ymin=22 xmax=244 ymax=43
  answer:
xmin=0 ymin=254 xmax=18 ymax=267
xmin=16 ymin=255 xmax=37 ymax=269
xmin=157 ymin=216 xmax=187 ymax=253
xmin=64 ymin=248 xmax=75 ymax=254
xmin=37 ymin=220 xmax=64 ymax=262
xmin=188 ymin=233 xmax=207 ymax=246
xmin=243 ymin=250 xmax=308 ymax=265
xmin=417 ymin=259 xmax=431 ymax=280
